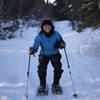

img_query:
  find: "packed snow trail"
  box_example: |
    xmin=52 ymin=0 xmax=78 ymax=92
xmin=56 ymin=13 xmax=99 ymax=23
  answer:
xmin=0 ymin=21 xmax=100 ymax=100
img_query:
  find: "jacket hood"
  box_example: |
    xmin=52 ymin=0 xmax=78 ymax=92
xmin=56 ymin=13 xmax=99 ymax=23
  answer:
xmin=40 ymin=19 xmax=55 ymax=37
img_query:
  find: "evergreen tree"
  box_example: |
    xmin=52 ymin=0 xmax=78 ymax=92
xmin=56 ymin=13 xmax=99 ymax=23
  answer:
xmin=54 ymin=0 xmax=69 ymax=20
xmin=67 ymin=0 xmax=82 ymax=31
xmin=79 ymin=0 xmax=100 ymax=28
xmin=2 ymin=0 xmax=46 ymax=19
xmin=0 ymin=0 xmax=3 ymax=19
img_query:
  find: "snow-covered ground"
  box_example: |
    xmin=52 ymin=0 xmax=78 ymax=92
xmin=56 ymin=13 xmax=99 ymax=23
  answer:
xmin=0 ymin=20 xmax=100 ymax=100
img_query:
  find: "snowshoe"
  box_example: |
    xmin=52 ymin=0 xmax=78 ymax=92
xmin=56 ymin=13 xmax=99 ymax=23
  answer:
xmin=37 ymin=85 xmax=48 ymax=96
xmin=52 ymin=84 xmax=63 ymax=95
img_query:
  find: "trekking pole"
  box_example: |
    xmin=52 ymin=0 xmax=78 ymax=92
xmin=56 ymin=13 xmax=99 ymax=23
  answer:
xmin=64 ymin=47 xmax=78 ymax=97
xmin=26 ymin=54 xmax=31 ymax=98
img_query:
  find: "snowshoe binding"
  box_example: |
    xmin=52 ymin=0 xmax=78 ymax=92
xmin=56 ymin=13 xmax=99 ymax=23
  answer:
xmin=52 ymin=84 xmax=63 ymax=95
xmin=37 ymin=85 xmax=48 ymax=96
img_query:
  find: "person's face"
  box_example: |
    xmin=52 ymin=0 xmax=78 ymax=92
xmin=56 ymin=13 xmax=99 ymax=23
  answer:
xmin=43 ymin=24 xmax=51 ymax=33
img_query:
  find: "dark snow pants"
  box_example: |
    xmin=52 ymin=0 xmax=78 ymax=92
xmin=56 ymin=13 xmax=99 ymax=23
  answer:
xmin=37 ymin=53 xmax=63 ymax=86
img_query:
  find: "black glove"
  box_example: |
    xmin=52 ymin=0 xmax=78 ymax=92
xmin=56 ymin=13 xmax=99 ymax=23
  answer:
xmin=55 ymin=40 xmax=65 ymax=49
xmin=29 ymin=47 xmax=37 ymax=55
xmin=55 ymin=40 xmax=61 ymax=49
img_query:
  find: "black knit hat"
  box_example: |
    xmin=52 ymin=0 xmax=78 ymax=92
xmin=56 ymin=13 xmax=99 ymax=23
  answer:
xmin=42 ymin=19 xmax=53 ymax=26
xmin=40 ymin=19 xmax=55 ymax=37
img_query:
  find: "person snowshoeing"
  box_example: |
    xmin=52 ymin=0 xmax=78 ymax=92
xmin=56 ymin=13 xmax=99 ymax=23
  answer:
xmin=28 ymin=19 xmax=66 ymax=94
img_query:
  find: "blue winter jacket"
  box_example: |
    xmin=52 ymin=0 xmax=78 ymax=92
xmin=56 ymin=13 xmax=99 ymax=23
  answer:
xmin=32 ymin=31 xmax=62 ymax=55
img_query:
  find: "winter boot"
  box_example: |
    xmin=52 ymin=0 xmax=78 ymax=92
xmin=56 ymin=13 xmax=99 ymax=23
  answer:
xmin=52 ymin=84 xmax=63 ymax=95
xmin=37 ymin=84 xmax=48 ymax=96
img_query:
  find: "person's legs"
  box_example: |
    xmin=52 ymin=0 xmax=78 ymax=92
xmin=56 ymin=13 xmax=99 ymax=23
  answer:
xmin=37 ymin=55 xmax=49 ymax=86
xmin=51 ymin=53 xmax=63 ymax=86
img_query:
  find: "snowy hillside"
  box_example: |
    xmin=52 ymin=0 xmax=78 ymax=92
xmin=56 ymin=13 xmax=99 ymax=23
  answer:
xmin=0 ymin=20 xmax=100 ymax=100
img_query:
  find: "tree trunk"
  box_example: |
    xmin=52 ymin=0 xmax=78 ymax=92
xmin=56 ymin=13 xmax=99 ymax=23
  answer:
xmin=98 ymin=0 xmax=100 ymax=10
xmin=47 ymin=0 xmax=49 ymax=4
